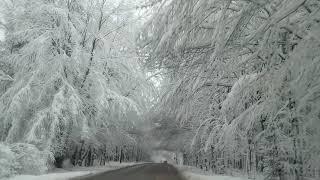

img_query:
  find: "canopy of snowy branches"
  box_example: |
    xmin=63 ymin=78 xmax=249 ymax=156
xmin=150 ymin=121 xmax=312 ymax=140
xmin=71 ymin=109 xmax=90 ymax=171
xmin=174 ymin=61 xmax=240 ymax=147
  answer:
xmin=139 ymin=0 xmax=320 ymax=179
xmin=0 ymin=0 xmax=155 ymax=177
xmin=1 ymin=0 xmax=320 ymax=179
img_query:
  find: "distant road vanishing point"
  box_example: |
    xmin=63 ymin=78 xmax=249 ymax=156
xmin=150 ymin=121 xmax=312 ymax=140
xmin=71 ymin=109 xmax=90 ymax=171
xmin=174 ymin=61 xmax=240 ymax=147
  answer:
xmin=72 ymin=163 xmax=186 ymax=180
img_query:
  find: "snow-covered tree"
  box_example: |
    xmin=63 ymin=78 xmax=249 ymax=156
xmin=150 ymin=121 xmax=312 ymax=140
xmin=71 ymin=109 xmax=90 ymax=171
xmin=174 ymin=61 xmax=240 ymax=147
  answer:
xmin=140 ymin=0 xmax=320 ymax=179
xmin=0 ymin=0 xmax=154 ymax=175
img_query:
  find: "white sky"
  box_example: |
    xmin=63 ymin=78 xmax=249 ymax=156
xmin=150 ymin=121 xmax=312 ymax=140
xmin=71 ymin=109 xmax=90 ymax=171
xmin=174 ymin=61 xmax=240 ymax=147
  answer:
xmin=0 ymin=0 xmax=147 ymax=42
xmin=0 ymin=30 xmax=4 ymax=41
xmin=0 ymin=8 xmax=4 ymax=41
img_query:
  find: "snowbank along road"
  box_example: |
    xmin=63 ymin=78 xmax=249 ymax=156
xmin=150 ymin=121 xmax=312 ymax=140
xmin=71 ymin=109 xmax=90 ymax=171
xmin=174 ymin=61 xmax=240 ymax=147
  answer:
xmin=71 ymin=163 xmax=186 ymax=180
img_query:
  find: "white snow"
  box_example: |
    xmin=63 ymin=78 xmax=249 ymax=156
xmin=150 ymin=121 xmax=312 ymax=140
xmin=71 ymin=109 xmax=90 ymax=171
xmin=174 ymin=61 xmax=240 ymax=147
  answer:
xmin=68 ymin=161 xmax=143 ymax=172
xmin=184 ymin=172 xmax=251 ymax=180
xmin=178 ymin=165 xmax=258 ymax=180
xmin=5 ymin=162 xmax=143 ymax=180
xmin=8 ymin=169 xmax=253 ymax=180
xmin=5 ymin=171 xmax=92 ymax=180
xmin=5 ymin=162 xmax=263 ymax=180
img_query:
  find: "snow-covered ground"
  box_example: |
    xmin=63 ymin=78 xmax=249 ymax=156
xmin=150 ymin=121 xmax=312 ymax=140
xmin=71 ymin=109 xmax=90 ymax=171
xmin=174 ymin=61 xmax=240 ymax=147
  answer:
xmin=6 ymin=171 xmax=92 ymax=180
xmin=64 ymin=161 xmax=142 ymax=172
xmin=8 ymin=172 xmax=253 ymax=180
xmin=184 ymin=172 xmax=251 ymax=180
xmin=5 ymin=162 xmax=143 ymax=180
xmin=177 ymin=165 xmax=264 ymax=180
xmin=6 ymin=162 xmax=257 ymax=180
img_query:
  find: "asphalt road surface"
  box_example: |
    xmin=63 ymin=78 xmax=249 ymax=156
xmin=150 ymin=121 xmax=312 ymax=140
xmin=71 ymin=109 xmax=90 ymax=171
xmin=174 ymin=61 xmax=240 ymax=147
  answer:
xmin=72 ymin=163 xmax=186 ymax=180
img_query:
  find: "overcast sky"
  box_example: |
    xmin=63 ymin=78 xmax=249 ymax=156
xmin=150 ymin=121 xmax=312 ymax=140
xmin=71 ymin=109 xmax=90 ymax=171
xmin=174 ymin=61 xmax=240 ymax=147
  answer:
xmin=0 ymin=30 xmax=4 ymax=41
xmin=0 ymin=2 xmax=4 ymax=41
xmin=0 ymin=10 xmax=4 ymax=42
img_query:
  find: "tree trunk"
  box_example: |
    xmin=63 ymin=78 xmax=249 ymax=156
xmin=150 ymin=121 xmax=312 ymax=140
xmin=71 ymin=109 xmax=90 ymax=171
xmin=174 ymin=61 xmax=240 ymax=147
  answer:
xmin=120 ymin=147 xmax=124 ymax=163
xmin=71 ymin=146 xmax=78 ymax=166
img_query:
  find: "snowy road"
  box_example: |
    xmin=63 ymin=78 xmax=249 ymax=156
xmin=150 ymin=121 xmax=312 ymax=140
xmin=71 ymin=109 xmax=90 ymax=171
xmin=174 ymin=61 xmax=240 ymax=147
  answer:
xmin=71 ymin=163 xmax=186 ymax=180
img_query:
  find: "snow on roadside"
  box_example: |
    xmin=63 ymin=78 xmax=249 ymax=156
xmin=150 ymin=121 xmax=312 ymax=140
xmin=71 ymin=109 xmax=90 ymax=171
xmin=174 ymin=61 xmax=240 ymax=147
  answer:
xmin=66 ymin=161 xmax=142 ymax=172
xmin=5 ymin=171 xmax=92 ymax=180
xmin=5 ymin=161 xmax=142 ymax=180
xmin=178 ymin=165 xmax=257 ymax=180
xmin=184 ymin=172 xmax=250 ymax=180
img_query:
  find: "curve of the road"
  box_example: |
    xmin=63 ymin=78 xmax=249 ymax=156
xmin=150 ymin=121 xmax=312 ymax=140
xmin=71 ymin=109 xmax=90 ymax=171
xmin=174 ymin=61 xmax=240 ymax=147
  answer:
xmin=71 ymin=163 xmax=186 ymax=180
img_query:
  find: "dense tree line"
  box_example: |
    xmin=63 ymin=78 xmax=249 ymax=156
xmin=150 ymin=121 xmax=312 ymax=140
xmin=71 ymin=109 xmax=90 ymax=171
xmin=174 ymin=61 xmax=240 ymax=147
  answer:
xmin=0 ymin=0 xmax=153 ymax=177
xmin=140 ymin=0 xmax=320 ymax=179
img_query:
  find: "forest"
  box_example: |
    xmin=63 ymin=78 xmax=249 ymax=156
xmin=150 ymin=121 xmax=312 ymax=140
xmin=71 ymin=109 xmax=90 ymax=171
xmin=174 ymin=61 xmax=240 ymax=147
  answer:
xmin=0 ymin=0 xmax=320 ymax=180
